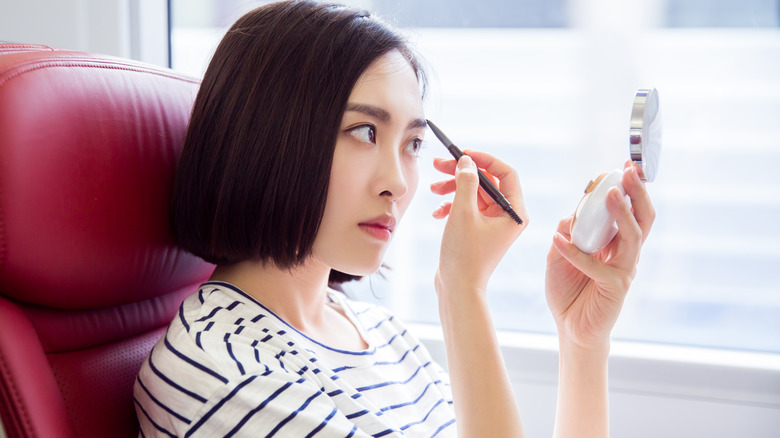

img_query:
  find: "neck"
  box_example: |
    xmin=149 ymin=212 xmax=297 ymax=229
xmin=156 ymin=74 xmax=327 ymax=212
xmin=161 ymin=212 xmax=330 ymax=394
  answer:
xmin=209 ymin=258 xmax=332 ymax=330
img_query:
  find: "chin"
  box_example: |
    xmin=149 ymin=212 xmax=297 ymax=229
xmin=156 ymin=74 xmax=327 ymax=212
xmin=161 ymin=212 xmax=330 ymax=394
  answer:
xmin=318 ymin=243 xmax=389 ymax=277
xmin=333 ymin=257 xmax=385 ymax=277
xmin=335 ymin=264 xmax=382 ymax=277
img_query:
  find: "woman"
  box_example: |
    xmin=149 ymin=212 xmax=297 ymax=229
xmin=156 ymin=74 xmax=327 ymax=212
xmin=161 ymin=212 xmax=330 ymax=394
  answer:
xmin=134 ymin=1 xmax=654 ymax=437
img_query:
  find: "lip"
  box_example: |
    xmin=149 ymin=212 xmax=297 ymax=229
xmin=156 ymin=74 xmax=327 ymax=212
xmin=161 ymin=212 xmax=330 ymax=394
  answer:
xmin=358 ymin=215 xmax=396 ymax=242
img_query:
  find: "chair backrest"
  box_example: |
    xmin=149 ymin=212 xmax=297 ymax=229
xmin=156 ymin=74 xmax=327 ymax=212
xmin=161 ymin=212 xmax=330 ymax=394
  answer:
xmin=0 ymin=44 xmax=214 ymax=438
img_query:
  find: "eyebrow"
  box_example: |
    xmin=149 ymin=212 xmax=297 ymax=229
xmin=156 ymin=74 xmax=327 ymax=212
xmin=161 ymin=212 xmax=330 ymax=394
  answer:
xmin=345 ymin=103 xmax=427 ymax=130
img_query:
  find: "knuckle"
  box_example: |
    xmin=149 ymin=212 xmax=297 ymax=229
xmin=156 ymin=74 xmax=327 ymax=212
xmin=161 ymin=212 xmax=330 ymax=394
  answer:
xmin=618 ymin=272 xmax=633 ymax=293
xmin=647 ymin=205 xmax=657 ymax=224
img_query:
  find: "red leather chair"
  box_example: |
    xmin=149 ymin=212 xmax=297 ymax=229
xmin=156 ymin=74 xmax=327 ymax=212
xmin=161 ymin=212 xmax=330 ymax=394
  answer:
xmin=0 ymin=44 xmax=214 ymax=438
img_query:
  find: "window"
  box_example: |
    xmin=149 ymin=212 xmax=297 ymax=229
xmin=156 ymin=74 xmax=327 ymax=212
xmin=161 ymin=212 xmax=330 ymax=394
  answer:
xmin=170 ymin=0 xmax=780 ymax=354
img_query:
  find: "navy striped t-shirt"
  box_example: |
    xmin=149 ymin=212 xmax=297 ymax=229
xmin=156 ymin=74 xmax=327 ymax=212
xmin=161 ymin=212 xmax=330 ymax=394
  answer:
xmin=134 ymin=281 xmax=455 ymax=437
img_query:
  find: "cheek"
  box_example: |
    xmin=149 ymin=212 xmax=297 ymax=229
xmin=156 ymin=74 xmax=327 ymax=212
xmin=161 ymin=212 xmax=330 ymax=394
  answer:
xmin=399 ymin=162 xmax=420 ymax=212
xmin=328 ymin=146 xmax=356 ymax=191
xmin=322 ymin=153 xmax=371 ymax=225
xmin=408 ymin=163 xmax=420 ymax=193
xmin=328 ymin=161 xmax=369 ymax=203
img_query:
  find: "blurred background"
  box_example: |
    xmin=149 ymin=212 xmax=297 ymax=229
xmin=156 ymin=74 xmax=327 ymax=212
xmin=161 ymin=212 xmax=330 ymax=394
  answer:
xmin=2 ymin=0 xmax=777 ymax=354
xmin=168 ymin=0 xmax=780 ymax=354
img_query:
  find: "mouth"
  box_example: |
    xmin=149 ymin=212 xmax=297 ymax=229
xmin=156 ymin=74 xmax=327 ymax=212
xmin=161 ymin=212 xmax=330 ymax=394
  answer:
xmin=358 ymin=215 xmax=396 ymax=242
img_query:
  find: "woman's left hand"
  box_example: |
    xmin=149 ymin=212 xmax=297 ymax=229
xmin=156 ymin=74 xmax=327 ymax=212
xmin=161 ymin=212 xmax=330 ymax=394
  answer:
xmin=545 ymin=161 xmax=656 ymax=352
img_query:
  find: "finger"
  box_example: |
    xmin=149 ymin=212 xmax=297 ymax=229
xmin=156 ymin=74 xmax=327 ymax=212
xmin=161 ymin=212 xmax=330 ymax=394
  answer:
xmin=622 ymin=165 xmax=655 ymax=242
xmin=432 ymin=201 xmax=452 ymax=219
xmin=463 ymin=150 xmax=527 ymax=222
xmin=461 ymin=149 xmax=522 ymax=200
xmin=434 ymin=156 xmax=502 ymax=199
xmin=475 ymin=169 xmax=500 ymax=207
xmin=433 ymin=157 xmax=457 ymax=176
xmin=430 ymin=178 xmax=456 ymax=195
xmin=450 ymin=155 xmax=480 ymax=218
xmin=624 ymin=159 xmax=646 ymax=181
xmin=552 ymin=232 xmax=613 ymax=282
xmin=605 ymin=186 xmax=642 ymax=266
xmin=431 ymin=173 xmax=497 ymax=212
xmin=556 ymin=215 xmax=574 ymax=238
xmin=480 ymin=167 xmax=500 ymax=187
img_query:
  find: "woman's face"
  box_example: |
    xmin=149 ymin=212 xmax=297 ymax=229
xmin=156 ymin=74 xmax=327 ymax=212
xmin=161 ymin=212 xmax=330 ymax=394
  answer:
xmin=313 ymin=49 xmax=426 ymax=275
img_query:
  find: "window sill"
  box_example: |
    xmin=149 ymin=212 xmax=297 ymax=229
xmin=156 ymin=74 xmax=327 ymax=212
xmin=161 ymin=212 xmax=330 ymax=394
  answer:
xmin=409 ymin=322 xmax=780 ymax=408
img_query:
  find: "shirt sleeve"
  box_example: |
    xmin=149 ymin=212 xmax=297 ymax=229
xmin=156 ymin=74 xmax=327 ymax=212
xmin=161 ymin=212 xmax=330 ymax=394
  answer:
xmin=184 ymin=369 xmax=372 ymax=438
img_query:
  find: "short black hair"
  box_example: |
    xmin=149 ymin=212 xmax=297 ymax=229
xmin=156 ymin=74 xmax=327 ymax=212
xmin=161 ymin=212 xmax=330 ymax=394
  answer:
xmin=170 ymin=0 xmax=426 ymax=283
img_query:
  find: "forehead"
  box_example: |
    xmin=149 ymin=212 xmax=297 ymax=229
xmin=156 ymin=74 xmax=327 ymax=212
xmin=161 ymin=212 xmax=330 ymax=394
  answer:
xmin=358 ymin=50 xmax=417 ymax=82
xmin=348 ymin=50 xmax=423 ymax=111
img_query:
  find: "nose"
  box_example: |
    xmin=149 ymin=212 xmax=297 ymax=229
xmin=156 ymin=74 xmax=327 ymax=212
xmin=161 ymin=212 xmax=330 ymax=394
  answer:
xmin=376 ymin=149 xmax=408 ymax=201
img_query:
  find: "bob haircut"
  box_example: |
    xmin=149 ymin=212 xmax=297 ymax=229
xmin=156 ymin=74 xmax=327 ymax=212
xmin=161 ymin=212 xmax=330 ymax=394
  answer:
xmin=170 ymin=0 xmax=426 ymax=283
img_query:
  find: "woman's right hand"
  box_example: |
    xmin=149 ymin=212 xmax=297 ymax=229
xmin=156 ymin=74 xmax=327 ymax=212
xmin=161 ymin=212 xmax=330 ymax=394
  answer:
xmin=430 ymin=151 xmax=528 ymax=295
xmin=430 ymin=151 xmax=529 ymax=438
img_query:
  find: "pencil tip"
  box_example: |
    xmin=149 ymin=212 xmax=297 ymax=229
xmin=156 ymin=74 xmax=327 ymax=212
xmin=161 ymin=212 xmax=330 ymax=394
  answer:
xmin=509 ymin=209 xmax=523 ymax=225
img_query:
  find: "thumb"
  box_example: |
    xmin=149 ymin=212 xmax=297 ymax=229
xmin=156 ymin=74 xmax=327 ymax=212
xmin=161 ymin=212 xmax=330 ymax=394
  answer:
xmin=451 ymin=155 xmax=480 ymax=217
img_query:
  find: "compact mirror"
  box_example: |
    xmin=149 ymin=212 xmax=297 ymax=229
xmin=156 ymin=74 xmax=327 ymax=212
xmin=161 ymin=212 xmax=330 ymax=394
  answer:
xmin=630 ymin=88 xmax=662 ymax=182
xmin=570 ymin=87 xmax=662 ymax=254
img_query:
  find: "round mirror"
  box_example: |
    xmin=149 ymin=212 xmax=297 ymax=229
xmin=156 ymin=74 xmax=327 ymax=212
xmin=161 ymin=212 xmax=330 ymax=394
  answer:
xmin=629 ymin=88 xmax=662 ymax=182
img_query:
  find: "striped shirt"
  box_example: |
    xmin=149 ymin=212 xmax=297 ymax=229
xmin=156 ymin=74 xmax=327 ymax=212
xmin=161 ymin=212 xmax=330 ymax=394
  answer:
xmin=134 ymin=281 xmax=456 ymax=437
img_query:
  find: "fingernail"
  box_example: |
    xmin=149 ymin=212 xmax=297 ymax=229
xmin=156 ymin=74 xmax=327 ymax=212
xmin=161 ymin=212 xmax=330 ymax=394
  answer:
xmin=610 ymin=187 xmax=623 ymax=202
xmin=553 ymin=232 xmax=568 ymax=250
xmin=632 ymin=164 xmax=645 ymax=183
xmin=458 ymin=155 xmax=474 ymax=168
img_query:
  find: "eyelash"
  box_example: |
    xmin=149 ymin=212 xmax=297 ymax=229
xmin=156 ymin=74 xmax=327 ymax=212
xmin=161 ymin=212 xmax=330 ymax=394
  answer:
xmin=347 ymin=124 xmax=424 ymax=158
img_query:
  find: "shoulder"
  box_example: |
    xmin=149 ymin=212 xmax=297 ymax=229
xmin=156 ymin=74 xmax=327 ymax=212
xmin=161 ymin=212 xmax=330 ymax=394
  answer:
xmin=135 ymin=283 xmax=336 ymax=435
xmin=137 ymin=282 xmax=324 ymax=400
xmin=177 ymin=283 xmax=323 ymax=375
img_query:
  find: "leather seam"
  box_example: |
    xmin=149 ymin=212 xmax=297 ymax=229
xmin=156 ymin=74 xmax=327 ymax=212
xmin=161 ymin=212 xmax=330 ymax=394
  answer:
xmin=0 ymin=346 xmax=35 ymax=437
xmin=0 ymin=180 xmax=5 ymax=272
xmin=0 ymin=56 xmax=199 ymax=274
xmin=0 ymin=56 xmax=199 ymax=88
xmin=0 ymin=44 xmax=54 ymax=53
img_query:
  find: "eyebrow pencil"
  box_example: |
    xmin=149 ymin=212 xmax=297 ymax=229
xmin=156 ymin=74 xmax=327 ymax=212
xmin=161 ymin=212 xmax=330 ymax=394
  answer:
xmin=426 ymin=120 xmax=523 ymax=225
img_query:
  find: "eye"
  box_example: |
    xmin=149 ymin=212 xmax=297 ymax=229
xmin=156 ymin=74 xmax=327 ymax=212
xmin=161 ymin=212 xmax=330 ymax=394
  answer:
xmin=404 ymin=138 xmax=424 ymax=157
xmin=348 ymin=125 xmax=376 ymax=144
